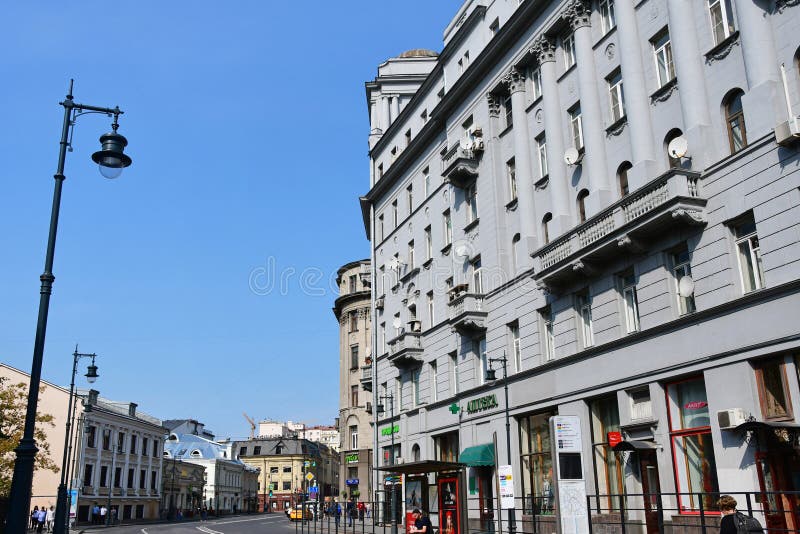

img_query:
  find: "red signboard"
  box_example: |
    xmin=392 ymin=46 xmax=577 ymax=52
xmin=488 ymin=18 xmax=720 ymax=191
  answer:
xmin=607 ymin=431 xmax=623 ymax=448
xmin=684 ymin=401 xmax=708 ymax=410
xmin=438 ymin=477 xmax=460 ymax=534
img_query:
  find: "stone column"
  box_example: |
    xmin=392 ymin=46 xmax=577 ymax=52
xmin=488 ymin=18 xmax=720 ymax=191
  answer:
xmin=733 ymin=0 xmax=784 ymax=138
xmin=566 ymin=0 xmax=612 ymax=214
xmin=614 ymin=0 xmax=657 ymax=188
xmin=531 ymin=36 xmax=571 ymax=236
xmin=487 ymin=93 xmax=513 ymax=274
xmin=667 ymin=0 xmax=714 ymax=167
xmin=506 ymin=67 xmax=539 ymax=263
xmin=390 ymin=96 xmax=400 ymax=124
xmin=380 ymin=96 xmax=391 ymax=133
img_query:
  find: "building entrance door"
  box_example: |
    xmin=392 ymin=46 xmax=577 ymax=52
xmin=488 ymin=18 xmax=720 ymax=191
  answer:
xmin=639 ymin=450 xmax=661 ymax=534
xmin=477 ymin=468 xmax=495 ymax=532
xmin=755 ymin=449 xmax=800 ymax=533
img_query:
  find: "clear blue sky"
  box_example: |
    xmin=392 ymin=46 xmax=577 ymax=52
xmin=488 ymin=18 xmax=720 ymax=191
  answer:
xmin=0 ymin=1 xmax=461 ymax=440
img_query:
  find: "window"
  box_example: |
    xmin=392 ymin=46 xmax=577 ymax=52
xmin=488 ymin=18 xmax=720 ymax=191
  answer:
xmin=283 ymin=466 xmax=292 ymax=473
xmin=666 ymin=377 xmax=719 ymax=511
xmin=577 ymin=190 xmax=589 ymax=223
xmin=139 ymin=469 xmax=146 ymax=489
xmin=239 ymin=446 xmax=248 ymax=456
xmin=443 ymin=210 xmax=452 ymax=246
xmin=130 ymin=435 xmax=137 ymax=455
xmin=755 ymin=358 xmax=793 ymax=420
xmin=734 ymin=215 xmax=764 ymax=292
xmin=423 ymin=167 xmax=431 ymax=196
xmin=577 ymin=291 xmax=593 ymax=347
xmin=424 ymin=226 xmax=432 ymax=262
xmin=421 ymin=109 xmax=429 ymax=124
xmin=127 ymin=468 xmax=134 ymax=489
xmin=378 ymin=215 xmax=384 ymax=241
xmin=427 ymin=291 xmax=435 ymax=328
xmin=653 ymin=31 xmax=675 ymax=87
xmin=392 ymin=200 xmax=398 ymax=227
xmin=396 ymin=376 xmax=403 ymax=411
xmin=407 ymin=185 xmax=413 ymax=215
xmin=351 ymin=385 xmax=359 ymax=407
xmin=350 ymin=425 xmax=359 ymax=449
xmin=349 ymin=275 xmax=358 ymax=293
xmin=349 ymin=311 xmax=359 ymax=333
xmin=253 ymin=446 xmax=262 ymax=455
xmin=540 ymin=307 xmax=555 ymax=361
xmin=82 ymin=464 xmax=94 ymax=488
xmin=569 ymin=105 xmax=584 ymax=149
xmin=519 ymin=411 xmax=556 ymax=515
xmin=430 ymin=361 xmax=438 ymax=402
xmin=476 ymin=337 xmax=488 ymax=384
xmin=630 ymin=388 xmax=653 ymax=420
xmin=504 ymin=93 xmax=514 ymax=129
xmin=282 ymin=481 xmax=291 ymax=491
xmin=507 ymin=158 xmax=517 ymax=201
xmin=393 ymin=312 xmax=401 ymax=336
xmin=708 ymin=0 xmax=735 ymax=46
xmin=270 ymin=466 xmax=279 ymax=474
xmin=725 ymin=90 xmax=747 ymax=153
xmin=378 ymin=163 xmax=384 ymax=179
xmin=434 ymin=431 xmax=459 ymax=462
xmin=408 ymin=240 xmax=415 ymax=269
xmin=531 ymin=66 xmax=542 ymax=100
xmin=542 ymin=213 xmax=552 ymax=245
xmin=510 ymin=322 xmax=522 ymax=372
xmin=465 ymin=183 xmax=479 ymax=225
xmin=117 ymin=432 xmax=125 ymax=452
xmin=472 ymin=257 xmax=483 ymax=293
xmin=617 ymin=162 xmax=631 ymax=197
xmin=537 ymin=136 xmax=548 ymax=178
xmin=350 ymin=345 xmax=359 ymax=369
xmin=451 ymin=351 xmax=460 ymax=395
xmin=490 ymin=17 xmax=500 ymax=36
xmin=153 ymin=439 xmax=159 ymax=457
xmin=412 ymin=367 xmax=422 ymax=406
xmin=142 ymin=438 xmax=148 ymax=457
xmin=590 ymin=396 xmax=623 ymax=511
xmin=563 ymin=32 xmax=576 ymax=70
xmin=100 ymin=465 xmax=108 ymax=487
xmin=405 ymin=129 xmax=412 ymax=147
xmin=672 ymin=244 xmax=697 ymax=314
xmin=599 ymin=0 xmax=616 ymax=34
xmin=150 ymin=471 xmax=157 ymax=490
xmin=379 ymin=322 xmax=386 ymax=354
xmin=86 ymin=425 xmax=96 ymax=448
xmin=621 ymin=270 xmax=640 ymax=333
xmin=102 ymin=429 xmax=111 ymax=450
xmin=608 ymin=70 xmax=625 ymax=122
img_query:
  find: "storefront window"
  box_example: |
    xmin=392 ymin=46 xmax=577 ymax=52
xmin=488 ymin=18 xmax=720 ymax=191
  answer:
xmin=519 ymin=411 xmax=555 ymax=515
xmin=667 ymin=377 xmax=719 ymax=511
xmin=435 ymin=432 xmax=459 ymax=462
xmin=755 ymin=357 xmax=792 ymax=420
xmin=590 ymin=396 xmax=623 ymax=510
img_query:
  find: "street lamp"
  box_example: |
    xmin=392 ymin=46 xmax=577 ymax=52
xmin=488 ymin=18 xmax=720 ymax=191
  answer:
xmin=6 ymin=80 xmax=132 ymax=534
xmin=376 ymin=393 xmax=397 ymax=534
xmin=486 ymin=353 xmax=516 ymax=534
xmin=53 ymin=348 xmax=99 ymax=534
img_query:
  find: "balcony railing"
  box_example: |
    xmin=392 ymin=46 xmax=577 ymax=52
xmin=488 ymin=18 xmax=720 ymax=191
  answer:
xmin=448 ymin=292 xmax=487 ymax=336
xmin=533 ymin=170 xmax=705 ymax=290
xmin=360 ymin=364 xmax=373 ymax=392
xmin=387 ymin=332 xmax=423 ymax=367
xmin=441 ymin=145 xmax=479 ymax=188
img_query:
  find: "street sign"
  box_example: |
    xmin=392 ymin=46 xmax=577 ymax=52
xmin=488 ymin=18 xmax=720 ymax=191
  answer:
xmin=306 ymin=472 xmax=314 ymax=481
xmin=498 ymin=465 xmax=514 ymax=509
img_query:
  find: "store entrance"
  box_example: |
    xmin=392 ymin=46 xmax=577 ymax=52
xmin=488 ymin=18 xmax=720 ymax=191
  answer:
xmin=476 ymin=467 xmax=495 ymax=532
xmin=756 ymin=448 xmax=800 ymax=533
xmin=639 ymin=450 xmax=661 ymax=534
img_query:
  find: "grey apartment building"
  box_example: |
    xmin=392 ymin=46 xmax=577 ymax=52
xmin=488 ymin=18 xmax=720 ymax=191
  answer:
xmin=360 ymin=1 xmax=800 ymax=534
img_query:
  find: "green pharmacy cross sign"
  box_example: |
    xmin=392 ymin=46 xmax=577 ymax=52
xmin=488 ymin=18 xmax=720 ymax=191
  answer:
xmin=449 ymin=403 xmax=461 ymax=414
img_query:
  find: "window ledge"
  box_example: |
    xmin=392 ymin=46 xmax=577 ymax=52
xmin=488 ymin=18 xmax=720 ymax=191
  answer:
xmin=557 ymin=63 xmax=578 ymax=83
xmin=505 ymin=198 xmax=519 ymax=211
xmin=525 ymin=95 xmax=544 ymax=113
xmin=605 ymin=116 xmax=628 ymax=137
xmin=422 ymin=258 xmax=434 ymax=269
xmin=498 ymin=124 xmax=513 ymax=138
xmin=400 ymin=267 xmax=420 ymax=283
xmin=534 ymin=175 xmax=550 ymax=190
xmin=464 ymin=218 xmax=480 ymax=232
xmin=704 ymin=31 xmax=740 ymax=65
xmin=650 ymin=78 xmax=678 ymax=105
xmin=441 ymin=243 xmax=453 ymax=256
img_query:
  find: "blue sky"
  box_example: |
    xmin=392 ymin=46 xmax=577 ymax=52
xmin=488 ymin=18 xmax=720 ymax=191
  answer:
xmin=0 ymin=1 xmax=461 ymax=440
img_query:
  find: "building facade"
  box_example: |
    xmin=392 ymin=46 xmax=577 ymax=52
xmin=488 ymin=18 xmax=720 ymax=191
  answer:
xmin=334 ymin=260 xmax=375 ymax=500
xmin=300 ymin=425 xmax=341 ymax=453
xmin=74 ymin=389 xmax=166 ymax=522
xmin=361 ymin=1 xmax=800 ymax=533
xmin=161 ymin=459 xmax=206 ymax=517
xmin=234 ymin=438 xmax=340 ymax=512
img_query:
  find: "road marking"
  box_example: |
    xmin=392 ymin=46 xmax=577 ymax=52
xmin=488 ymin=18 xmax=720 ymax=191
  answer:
xmin=141 ymin=530 xmax=148 ymax=534
xmin=197 ymin=526 xmax=225 ymax=534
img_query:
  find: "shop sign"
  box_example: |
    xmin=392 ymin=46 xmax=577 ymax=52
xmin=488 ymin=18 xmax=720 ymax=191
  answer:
xmin=607 ymin=431 xmax=623 ymax=448
xmin=381 ymin=424 xmax=400 ymax=436
xmin=346 ymin=478 xmax=359 ymax=486
xmin=345 ymin=453 xmax=360 ymax=464
xmin=466 ymin=394 xmax=498 ymax=414
xmin=684 ymin=401 xmax=708 ymax=410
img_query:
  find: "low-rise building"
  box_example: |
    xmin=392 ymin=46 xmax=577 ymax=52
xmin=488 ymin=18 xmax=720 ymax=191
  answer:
xmin=161 ymin=459 xmax=205 ymax=517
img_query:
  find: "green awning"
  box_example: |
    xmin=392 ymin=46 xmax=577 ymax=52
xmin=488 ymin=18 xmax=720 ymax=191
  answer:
xmin=460 ymin=443 xmax=495 ymax=467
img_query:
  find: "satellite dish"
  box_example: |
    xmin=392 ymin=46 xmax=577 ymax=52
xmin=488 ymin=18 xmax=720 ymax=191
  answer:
xmin=392 ymin=316 xmax=402 ymax=329
xmin=459 ymin=137 xmax=472 ymax=151
xmin=564 ymin=147 xmax=581 ymax=166
xmin=678 ymin=275 xmax=695 ymax=298
xmin=668 ymin=136 xmax=689 ymax=159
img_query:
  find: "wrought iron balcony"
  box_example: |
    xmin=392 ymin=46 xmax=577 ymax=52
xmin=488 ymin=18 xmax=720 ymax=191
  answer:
xmin=387 ymin=331 xmax=424 ymax=367
xmin=360 ymin=364 xmax=373 ymax=392
xmin=441 ymin=144 xmax=479 ymax=188
xmin=448 ymin=292 xmax=487 ymax=336
xmin=532 ymin=170 xmax=706 ymax=291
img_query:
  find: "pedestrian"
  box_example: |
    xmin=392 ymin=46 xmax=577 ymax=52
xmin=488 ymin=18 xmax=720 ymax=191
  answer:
xmin=30 ymin=507 xmax=39 ymax=531
xmin=717 ymin=495 xmax=764 ymax=534
xmin=100 ymin=505 xmax=107 ymax=525
xmin=36 ymin=507 xmax=46 ymax=534
xmin=110 ymin=507 xmax=117 ymax=526
xmin=409 ymin=509 xmax=432 ymax=534
xmin=45 ymin=506 xmax=55 ymax=532
xmin=365 ymin=502 xmax=371 ymax=518
xmin=347 ymin=498 xmax=355 ymax=527
xmin=92 ymin=504 xmax=100 ymax=525
xmin=334 ymin=501 xmax=341 ymax=529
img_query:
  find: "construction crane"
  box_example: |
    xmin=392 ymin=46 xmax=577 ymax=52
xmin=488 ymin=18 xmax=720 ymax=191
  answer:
xmin=243 ymin=412 xmax=256 ymax=439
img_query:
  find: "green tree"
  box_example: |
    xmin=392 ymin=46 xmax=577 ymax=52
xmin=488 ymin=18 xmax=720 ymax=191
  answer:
xmin=0 ymin=377 xmax=59 ymax=497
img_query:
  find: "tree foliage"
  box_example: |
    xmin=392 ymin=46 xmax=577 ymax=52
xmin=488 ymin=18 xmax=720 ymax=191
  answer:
xmin=0 ymin=377 xmax=59 ymax=497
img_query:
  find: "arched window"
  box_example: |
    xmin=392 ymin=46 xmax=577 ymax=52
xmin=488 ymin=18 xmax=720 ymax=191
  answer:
xmin=665 ymin=128 xmax=684 ymax=168
xmin=412 ymin=444 xmax=421 ymax=462
xmin=617 ymin=161 xmax=632 ymax=197
xmin=511 ymin=233 xmax=521 ymax=272
xmin=542 ymin=213 xmax=552 ymax=245
xmin=577 ymin=190 xmax=590 ymax=223
xmin=724 ymin=89 xmax=747 ymax=153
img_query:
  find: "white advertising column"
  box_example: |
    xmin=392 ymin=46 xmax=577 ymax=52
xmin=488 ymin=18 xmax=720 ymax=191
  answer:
xmin=550 ymin=416 xmax=589 ymax=534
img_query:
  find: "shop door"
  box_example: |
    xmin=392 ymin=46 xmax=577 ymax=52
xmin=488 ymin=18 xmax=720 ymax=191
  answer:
xmin=755 ymin=450 xmax=800 ymax=533
xmin=477 ymin=468 xmax=495 ymax=532
xmin=639 ymin=450 xmax=661 ymax=534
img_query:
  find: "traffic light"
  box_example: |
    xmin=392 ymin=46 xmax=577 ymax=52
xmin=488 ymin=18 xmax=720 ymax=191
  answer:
xmin=269 ymin=490 xmax=273 ymax=497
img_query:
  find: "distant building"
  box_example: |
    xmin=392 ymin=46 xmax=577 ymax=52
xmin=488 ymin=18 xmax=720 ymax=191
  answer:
xmin=299 ymin=425 xmax=341 ymax=453
xmin=161 ymin=459 xmax=205 ymax=517
xmin=162 ymin=419 xmax=215 ymax=440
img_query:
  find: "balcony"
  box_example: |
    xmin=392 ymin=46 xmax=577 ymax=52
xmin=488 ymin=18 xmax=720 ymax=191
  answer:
xmin=441 ymin=145 xmax=479 ymax=188
xmin=448 ymin=292 xmax=487 ymax=337
xmin=387 ymin=332 xmax=424 ymax=367
xmin=360 ymin=364 xmax=373 ymax=392
xmin=533 ymin=170 xmax=706 ymax=291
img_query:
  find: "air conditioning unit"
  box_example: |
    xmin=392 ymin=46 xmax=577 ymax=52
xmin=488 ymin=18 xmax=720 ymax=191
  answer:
xmin=775 ymin=119 xmax=800 ymax=147
xmin=366 ymin=402 xmax=373 ymax=414
xmin=717 ymin=408 xmax=748 ymax=430
xmin=375 ymin=298 xmax=385 ymax=309
xmin=395 ymin=457 xmax=404 ymax=464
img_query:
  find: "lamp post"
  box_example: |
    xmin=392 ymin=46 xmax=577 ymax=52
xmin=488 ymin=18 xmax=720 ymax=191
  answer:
xmin=6 ymin=80 xmax=132 ymax=534
xmin=486 ymin=353 xmax=516 ymax=534
xmin=376 ymin=393 xmax=397 ymax=534
xmin=53 ymin=348 xmax=99 ymax=534
xmin=106 ymin=441 xmax=121 ymax=526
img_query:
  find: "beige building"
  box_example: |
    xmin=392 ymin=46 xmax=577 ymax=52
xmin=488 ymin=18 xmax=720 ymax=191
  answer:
xmin=333 ymin=260 xmax=373 ymax=500
xmin=161 ymin=459 xmax=205 ymax=517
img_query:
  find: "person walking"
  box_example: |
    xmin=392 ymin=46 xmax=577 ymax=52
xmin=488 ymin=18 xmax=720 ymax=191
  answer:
xmin=45 ymin=506 xmax=55 ymax=532
xmin=92 ymin=503 xmax=100 ymax=525
xmin=99 ymin=505 xmax=107 ymax=525
xmin=30 ymin=507 xmax=39 ymax=531
xmin=35 ymin=507 xmax=46 ymax=534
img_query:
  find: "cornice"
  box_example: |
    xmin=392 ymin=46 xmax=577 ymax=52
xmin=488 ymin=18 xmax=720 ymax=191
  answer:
xmin=333 ymin=290 xmax=372 ymax=319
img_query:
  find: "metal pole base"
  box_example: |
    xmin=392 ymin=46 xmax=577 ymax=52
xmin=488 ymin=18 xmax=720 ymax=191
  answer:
xmin=53 ymin=483 xmax=70 ymax=534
